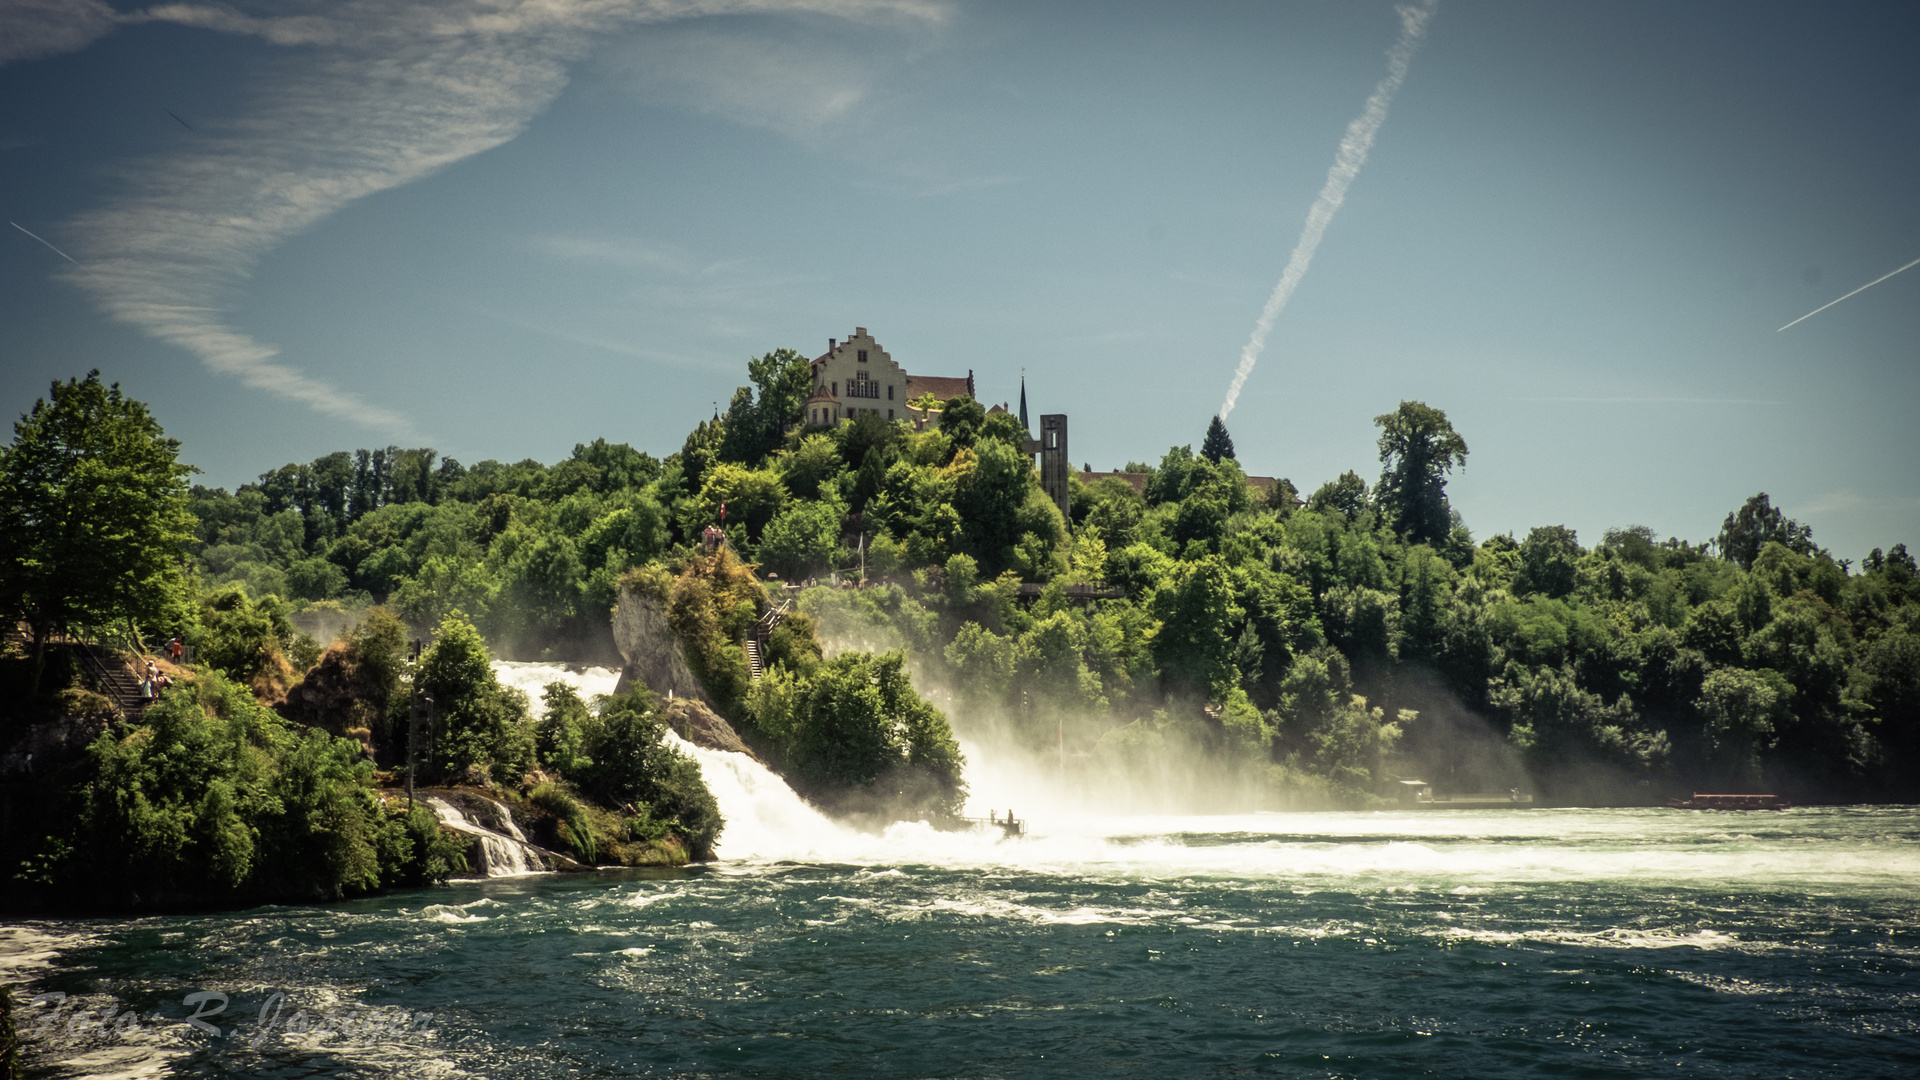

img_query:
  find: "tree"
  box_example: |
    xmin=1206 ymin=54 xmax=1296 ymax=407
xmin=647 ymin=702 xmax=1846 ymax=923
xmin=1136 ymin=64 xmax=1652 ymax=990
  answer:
xmin=1306 ymin=470 xmax=1370 ymax=521
xmin=1717 ymin=493 xmax=1815 ymax=569
xmin=0 ymin=372 xmax=197 ymax=691
xmin=1373 ymin=401 xmax=1468 ymax=545
xmin=1201 ymin=415 xmax=1237 ymax=463
xmin=1515 ymin=525 xmax=1582 ymax=599
xmin=718 ymin=349 xmax=813 ymax=467
xmin=937 ymin=394 xmax=987 ymax=451
xmin=417 ymin=611 xmax=534 ymax=783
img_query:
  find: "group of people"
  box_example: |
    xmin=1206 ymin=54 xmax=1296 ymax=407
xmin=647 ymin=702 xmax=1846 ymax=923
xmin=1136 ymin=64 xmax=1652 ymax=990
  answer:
xmin=138 ymin=637 xmax=186 ymax=701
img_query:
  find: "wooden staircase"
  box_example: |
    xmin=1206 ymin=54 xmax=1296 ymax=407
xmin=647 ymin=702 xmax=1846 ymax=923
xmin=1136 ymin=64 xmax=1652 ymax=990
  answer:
xmin=75 ymin=641 xmax=151 ymax=721
xmin=745 ymin=599 xmax=792 ymax=682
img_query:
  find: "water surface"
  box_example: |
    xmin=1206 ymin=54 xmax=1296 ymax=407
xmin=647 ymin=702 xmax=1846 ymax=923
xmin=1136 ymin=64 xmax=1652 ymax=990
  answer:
xmin=8 ymin=800 xmax=1917 ymax=1079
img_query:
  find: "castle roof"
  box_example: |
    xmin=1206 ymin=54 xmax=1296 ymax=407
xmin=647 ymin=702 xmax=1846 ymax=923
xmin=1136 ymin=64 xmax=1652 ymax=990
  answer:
xmin=904 ymin=373 xmax=973 ymax=402
xmin=806 ymin=383 xmax=839 ymax=404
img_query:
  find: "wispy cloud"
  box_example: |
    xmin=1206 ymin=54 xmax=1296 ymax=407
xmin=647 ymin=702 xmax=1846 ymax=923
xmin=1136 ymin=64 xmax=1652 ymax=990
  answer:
xmin=0 ymin=0 xmax=119 ymax=67
xmin=1510 ymin=396 xmax=1785 ymax=406
xmin=35 ymin=0 xmax=944 ymax=435
xmin=606 ymin=27 xmax=872 ymax=135
xmin=1801 ymin=489 xmax=1920 ymax=515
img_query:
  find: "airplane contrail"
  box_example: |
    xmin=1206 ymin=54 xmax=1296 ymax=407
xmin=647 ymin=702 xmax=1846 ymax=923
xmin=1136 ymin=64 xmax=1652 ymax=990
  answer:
xmin=1777 ymin=254 xmax=1920 ymax=332
xmin=10 ymin=221 xmax=77 ymax=264
xmin=1219 ymin=0 xmax=1438 ymax=422
xmin=164 ymin=108 xmax=194 ymax=131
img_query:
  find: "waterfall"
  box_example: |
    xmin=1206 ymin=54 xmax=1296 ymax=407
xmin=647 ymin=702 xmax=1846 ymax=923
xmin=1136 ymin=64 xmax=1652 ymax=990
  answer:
xmin=424 ymin=795 xmax=548 ymax=877
xmin=664 ymin=731 xmax=846 ymax=860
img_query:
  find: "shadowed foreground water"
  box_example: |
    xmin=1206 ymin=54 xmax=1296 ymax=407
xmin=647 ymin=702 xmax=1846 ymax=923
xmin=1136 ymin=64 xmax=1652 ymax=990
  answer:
xmin=6 ymin=804 xmax=1918 ymax=1079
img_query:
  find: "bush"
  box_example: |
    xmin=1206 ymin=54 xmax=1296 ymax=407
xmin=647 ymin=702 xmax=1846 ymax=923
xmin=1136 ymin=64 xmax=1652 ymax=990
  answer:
xmin=747 ymin=651 xmax=965 ymax=819
xmin=574 ymin=688 xmax=723 ymax=860
xmin=28 ymin=670 xmax=463 ymax=907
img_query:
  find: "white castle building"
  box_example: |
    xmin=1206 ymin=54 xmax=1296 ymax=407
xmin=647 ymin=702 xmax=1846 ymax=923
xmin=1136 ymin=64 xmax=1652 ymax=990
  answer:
xmin=804 ymin=327 xmax=974 ymax=428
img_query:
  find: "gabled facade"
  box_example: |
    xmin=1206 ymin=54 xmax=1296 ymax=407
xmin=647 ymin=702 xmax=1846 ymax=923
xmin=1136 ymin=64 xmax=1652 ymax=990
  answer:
xmin=805 ymin=326 xmax=974 ymax=428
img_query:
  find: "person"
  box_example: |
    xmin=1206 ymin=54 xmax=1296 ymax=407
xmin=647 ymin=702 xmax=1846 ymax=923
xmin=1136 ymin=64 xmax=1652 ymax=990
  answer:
xmin=167 ymin=636 xmax=183 ymax=663
xmin=141 ymin=660 xmax=156 ymax=700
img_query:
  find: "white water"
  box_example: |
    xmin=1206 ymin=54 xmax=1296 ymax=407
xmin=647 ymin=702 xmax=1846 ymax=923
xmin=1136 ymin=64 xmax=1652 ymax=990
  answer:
xmin=490 ymin=660 xmax=621 ymax=715
xmin=424 ymin=795 xmax=544 ymax=877
xmin=494 ymin=663 xmax=1920 ymax=892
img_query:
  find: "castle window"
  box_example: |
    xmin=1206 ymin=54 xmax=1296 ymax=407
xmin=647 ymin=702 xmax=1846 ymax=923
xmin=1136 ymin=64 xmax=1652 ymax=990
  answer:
xmin=858 ymin=350 xmax=868 ymax=363
xmin=887 ymin=385 xmax=893 ymax=400
xmin=832 ymin=382 xmax=837 ymax=396
xmin=888 ymin=409 xmax=894 ymax=420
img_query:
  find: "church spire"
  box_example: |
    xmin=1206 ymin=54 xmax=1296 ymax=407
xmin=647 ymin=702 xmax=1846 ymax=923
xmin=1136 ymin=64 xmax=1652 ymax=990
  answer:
xmin=1018 ymin=370 xmax=1030 ymax=433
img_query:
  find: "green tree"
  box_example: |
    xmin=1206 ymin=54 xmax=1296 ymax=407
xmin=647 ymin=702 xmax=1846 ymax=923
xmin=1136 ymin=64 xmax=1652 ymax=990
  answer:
xmin=1515 ymin=525 xmax=1582 ymax=599
xmin=1373 ymin=400 xmax=1468 ymax=544
xmin=572 ymin=688 xmax=723 ymax=858
xmin=1695 ymin=666 xmax=1793 ymax=784
xmin=1152 ymin=555 xmax=1243 ymax=697
xmin=757 ymin=495 xmax=846 ymax=579
xmin=1306 ymin=470 xmax=1370 ymax=521
xmin=937 ymin=394 xmax=987 ymax=451
xmin=749 ymin=651 xmax=966 ymax=818
xmin=1201 ymin=415 xmax=1236 ymax=463
xmin=1717 ymin=492 xmax=1815 ymax=569
xmin=416 ymin=612 xmax=534 ymax=783
xmin=0 ymin=372 xmax=197 ymax=690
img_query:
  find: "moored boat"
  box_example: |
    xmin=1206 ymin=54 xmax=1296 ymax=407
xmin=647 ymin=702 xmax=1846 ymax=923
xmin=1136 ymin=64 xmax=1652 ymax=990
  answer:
xmin=1665 ymin=792 xmax=1792 ymax=810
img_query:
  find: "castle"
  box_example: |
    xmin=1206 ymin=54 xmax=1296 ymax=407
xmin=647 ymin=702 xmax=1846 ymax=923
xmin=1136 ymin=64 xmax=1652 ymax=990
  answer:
xmin=804 ymin=327 xmax=972 ymax=428
xmin=804 ymin=326 xmax=1072 ymax=520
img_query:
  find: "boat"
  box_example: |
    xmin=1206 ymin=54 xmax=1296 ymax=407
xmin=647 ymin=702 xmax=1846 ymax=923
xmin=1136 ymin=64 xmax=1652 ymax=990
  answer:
xmin=1665 ymin=793 xmax=1792 ymax=810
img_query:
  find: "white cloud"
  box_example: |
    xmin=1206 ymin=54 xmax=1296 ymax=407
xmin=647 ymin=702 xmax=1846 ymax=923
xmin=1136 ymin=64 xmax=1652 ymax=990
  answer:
xmin=0 ymin=0 xmax=119 ymax=67
xmin=42 ymin=0 xmax=946 ymax=434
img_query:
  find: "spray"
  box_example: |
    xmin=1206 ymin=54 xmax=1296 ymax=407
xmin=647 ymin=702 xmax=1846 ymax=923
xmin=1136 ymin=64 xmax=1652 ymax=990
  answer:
xmin=1219 ymin=0 xmax=1439 ymax=421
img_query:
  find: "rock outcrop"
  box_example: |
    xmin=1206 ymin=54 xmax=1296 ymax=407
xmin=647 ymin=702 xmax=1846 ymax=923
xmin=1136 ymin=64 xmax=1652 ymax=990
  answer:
xmin=610 ymin=583 xmax=718 ymax=708
xmin=662 ymin=697 xmax=759 ymax=761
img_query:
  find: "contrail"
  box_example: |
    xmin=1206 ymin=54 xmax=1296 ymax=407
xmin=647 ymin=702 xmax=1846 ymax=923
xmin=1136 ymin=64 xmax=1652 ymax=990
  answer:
xmin=10 ymin=220 xmax=77 ymax=263
xmin=1777 ymin=254 xmax=1920 ymax=332
xmin=1219 ymin=0 xmax=1437 ymax=421
xmin=163 ymin=108 xmax=194 ymax=131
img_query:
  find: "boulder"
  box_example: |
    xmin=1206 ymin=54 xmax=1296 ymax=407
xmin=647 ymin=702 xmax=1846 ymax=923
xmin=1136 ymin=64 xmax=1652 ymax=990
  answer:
xmin=661 ymin=697 xmax=759 ymax=761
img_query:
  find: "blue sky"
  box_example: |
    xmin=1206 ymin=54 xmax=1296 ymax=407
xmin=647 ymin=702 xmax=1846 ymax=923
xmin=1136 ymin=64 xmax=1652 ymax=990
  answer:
xmin=3 ymin=0 xmax=1916 ymax=560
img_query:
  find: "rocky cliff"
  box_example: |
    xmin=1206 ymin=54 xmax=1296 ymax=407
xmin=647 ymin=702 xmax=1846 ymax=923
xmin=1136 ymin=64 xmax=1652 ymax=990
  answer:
xmin=610 ymin=583 xmax=719 ymax=709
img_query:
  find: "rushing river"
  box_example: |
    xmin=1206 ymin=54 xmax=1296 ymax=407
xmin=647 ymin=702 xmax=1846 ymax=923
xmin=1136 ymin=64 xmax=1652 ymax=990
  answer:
xmin=4 ymin=665 xmax=1916 ymax=1078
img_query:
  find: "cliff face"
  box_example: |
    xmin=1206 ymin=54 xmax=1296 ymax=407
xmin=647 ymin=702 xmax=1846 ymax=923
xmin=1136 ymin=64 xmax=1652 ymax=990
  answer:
xmin=611 ymin=584 xmax=718 ymax=709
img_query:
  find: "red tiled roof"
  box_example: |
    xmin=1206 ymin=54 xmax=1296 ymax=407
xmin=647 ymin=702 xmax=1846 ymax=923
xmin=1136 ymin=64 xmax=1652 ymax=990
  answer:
xmin=904 ymin=374 xmax=972 ymax=402
xmin=806 ymin=384 xmax=839 ymax=404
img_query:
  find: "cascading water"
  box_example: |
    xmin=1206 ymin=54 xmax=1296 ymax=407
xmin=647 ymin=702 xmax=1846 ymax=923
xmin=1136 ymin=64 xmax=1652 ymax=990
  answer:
xmin=423 ymin=795 xmax=544 ymax=877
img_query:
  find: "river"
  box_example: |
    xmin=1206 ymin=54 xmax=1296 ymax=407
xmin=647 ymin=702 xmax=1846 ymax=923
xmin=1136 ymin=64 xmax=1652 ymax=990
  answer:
xmin=4 ymin=663 xmax=1916 ymax=1078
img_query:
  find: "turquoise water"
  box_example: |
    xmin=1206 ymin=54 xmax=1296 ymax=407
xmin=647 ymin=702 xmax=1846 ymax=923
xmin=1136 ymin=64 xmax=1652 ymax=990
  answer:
xmin=8 ymin=802 xmax=1919 ymax=1079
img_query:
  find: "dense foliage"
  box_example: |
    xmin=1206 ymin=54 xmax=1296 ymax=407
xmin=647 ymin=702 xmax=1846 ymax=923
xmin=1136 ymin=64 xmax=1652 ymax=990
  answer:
xmin=11 ymin=352 xmax=1920 ymax=825
xmin=15 ymin=670 xmax=467 ymax=908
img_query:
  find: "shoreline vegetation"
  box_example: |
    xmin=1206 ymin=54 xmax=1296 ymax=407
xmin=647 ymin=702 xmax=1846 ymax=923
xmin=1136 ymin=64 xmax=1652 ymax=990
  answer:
xmin=4 ymin=361 xmax=1919 ymax=913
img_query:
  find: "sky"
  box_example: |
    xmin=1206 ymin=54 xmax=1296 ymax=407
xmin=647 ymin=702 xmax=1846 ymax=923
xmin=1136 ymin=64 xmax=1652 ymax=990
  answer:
xmin=3 ymin=0 xmax=1917 ymax=561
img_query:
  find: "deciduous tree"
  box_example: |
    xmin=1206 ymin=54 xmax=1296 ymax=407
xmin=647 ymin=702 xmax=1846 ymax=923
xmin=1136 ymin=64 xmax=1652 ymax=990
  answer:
xmin=0 ymin=372 xmax=196 ymax=690
xmin=1373 ymin=400 xmax=1468 ymax=545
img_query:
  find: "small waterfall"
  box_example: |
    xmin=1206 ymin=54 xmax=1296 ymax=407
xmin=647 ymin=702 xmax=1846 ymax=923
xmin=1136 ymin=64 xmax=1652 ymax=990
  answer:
xmin=474 ymin=833 xmax=540 ymax=876
xmin=424 ymin=795 xmax=547 ymax=877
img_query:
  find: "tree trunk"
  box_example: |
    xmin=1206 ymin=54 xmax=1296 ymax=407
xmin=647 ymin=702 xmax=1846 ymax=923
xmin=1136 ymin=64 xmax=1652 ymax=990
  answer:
xmin=28 ymin=622 xmax=47 ymax=697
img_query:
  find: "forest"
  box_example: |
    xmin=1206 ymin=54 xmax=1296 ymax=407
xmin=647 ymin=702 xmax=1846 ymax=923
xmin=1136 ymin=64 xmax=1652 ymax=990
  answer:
xmin=154 ymin=348 xmax=1920 ymax=805
xmin=6 ymin=350 xmax=1920 ymax=909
